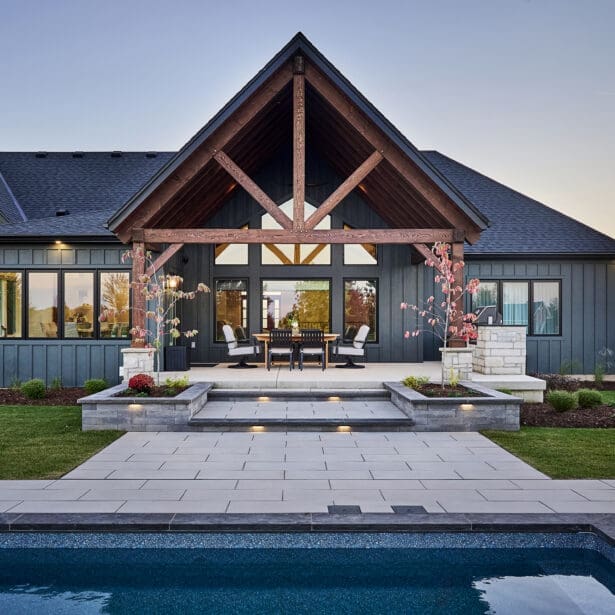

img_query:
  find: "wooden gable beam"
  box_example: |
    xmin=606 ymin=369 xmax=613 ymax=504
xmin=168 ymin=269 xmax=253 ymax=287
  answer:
xmin=116 ymin=64 xmax=293 ymax=242
xmin=293 ymin=56 xmax=306 ymax=230
xmin=145 ymin=243 xmax=184 ymax=276
xmin=141 ymin=228 xmax=460 ymax=244
xmin=305 ymin=150 xmax=383 ymax=229
xmin=214 ymin=150 xmax=293 ymax=229
xmin=412 ymin=243 xmax=436 ymax=265
xmin=304 ymin=64 xmax=481 ymax=243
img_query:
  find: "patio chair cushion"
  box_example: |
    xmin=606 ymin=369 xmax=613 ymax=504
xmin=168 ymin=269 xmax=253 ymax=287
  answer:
xmin=269 ymin=346 xmax=293 ymax=354
xmin=332 ymin=345 xmax=364 ymax=357
xmin=228 ymin=345 xmax=258 ymax=357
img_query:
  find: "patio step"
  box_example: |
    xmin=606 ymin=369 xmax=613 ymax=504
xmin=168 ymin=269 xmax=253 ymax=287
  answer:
xmin=208 ymin=388 xmax=389 ymax=402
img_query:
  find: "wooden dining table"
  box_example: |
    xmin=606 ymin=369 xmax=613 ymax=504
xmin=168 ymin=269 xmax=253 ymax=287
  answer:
xmin=252 ymin=332 xmax=340 ymax=368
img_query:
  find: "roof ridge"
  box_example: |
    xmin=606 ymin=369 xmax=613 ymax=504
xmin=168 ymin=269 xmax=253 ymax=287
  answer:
xmin=0 ymin=168 xmax=27 ymax=222
xmin=425 ymin=150 xmax=615 ymax=242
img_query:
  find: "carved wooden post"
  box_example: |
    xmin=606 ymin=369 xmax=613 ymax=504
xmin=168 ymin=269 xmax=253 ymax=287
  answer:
xmin=449 ymin=241 xmax=466 ymax=349
xmin=293 ymin=55 xmax=305 ymax=230
xmin=131 ymin=241 xmax=146 ymax=347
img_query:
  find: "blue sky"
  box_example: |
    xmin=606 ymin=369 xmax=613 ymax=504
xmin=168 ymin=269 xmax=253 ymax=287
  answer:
xmin=1 ymin=0 xmax=613 ymax=237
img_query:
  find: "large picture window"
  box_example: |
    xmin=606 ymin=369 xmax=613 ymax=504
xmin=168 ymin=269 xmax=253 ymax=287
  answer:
xmin=99 ymin=272 xmax=130 ymax=338
xmin=532 ymin=281 xmax=560 ymax=335
xmin=64 ymin=272 xmax=94 ymax=338
xmin=261 ymin=280 xmax=330 ymax=332
xmin=475 ymin=279 xmax=560 ymax=336
xmin=0 ymin=272 xmax=22 ymax=338
xmin=28 ymin=272 xmax=58 ymax=338
xmin=344 ymin=279 xmax=377 ymax=341
xmin=215 ymin=280 xmax=248 ymax=342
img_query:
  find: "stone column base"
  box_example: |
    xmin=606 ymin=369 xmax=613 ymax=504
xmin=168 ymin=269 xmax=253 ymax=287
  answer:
xmin=120 ymin=347 xmax=155 ymax=382
xmin=473 ymin=326 xmax=526 ymax=375
xmin=440 ymin=346 xmax=473 ymax=383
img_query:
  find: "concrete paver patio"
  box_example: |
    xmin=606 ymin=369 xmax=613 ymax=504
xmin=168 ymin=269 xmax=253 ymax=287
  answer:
xmin=1 ymin=430 xmax=613 ymax=515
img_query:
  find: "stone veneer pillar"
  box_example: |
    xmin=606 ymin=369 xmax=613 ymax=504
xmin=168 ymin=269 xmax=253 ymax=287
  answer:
xmin=120 ymin=347 xmax=155 ymax=382
xmin=472 ymin=325 xmax=526 ymax=375
xmin=440 ymin=346 xmax=474 ymax=383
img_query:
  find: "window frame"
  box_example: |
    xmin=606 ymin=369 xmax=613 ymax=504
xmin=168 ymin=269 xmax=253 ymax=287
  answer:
xmin=0 ymin=269 xmax=24 ymax=339
xmin=342 ymin=224 xmax=379 ymax=266
xmin=0 ymin=268 xmax=132 ymax=341
xmin=213 ymin=278 xmax=250 ymax=343
xmin=260 ymin=277 xmax=333 ymax=333
xmin=343 ymin=277 xmax=378 ymax=343
xmin=473 ymin=279 xmax=562 ymax=337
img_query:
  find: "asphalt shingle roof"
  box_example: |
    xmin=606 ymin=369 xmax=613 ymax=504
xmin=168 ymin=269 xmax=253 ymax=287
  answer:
xmin=422 ymin=151 xmax=615 ymax=256
xmin=0 ymin=149 xmax=613 ymax=256
xmin=0 ymin=169 xmax=26 ymax=224
xmin=0 ymin=152 xmax=173 ymax=221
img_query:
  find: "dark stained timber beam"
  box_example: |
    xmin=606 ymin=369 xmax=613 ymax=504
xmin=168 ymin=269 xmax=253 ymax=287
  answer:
xmin=141 ymin=228 xmax=458 ymax=244
xmin=304 ymin=63 xmax=481 ymax=244
xmin=412 ymin=243 xmax=435 ymax=264
xmin=117 ymin=64 xmax=293 ymax=242
xmin=305 ymin=150 xmax=383 ymax=230
xmin=131 ymin=241 xmax=146 ymax=346
xmin=293 ymin=56 xmax=306 ymax=230
xmin=213 ymin=150 xmax=293 ymax=229
xmin=146 ymin=243 xmax=184 ymax=276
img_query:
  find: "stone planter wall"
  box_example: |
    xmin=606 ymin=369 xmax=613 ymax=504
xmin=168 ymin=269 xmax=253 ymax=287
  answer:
xmin=79 ymin=382 xmax=212 ymax=431
xmin=473 ymin=326 xmax=526 ymax=375
xmin=384 ymin=381 xmax=521 ymax=431
xmin=440 ymin=346 xmax=473 ymax=382
xmin=120 ymin=347 xmax=155 ymax=382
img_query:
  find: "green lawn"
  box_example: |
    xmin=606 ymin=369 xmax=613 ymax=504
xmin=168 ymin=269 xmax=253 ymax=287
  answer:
xmin=601 ymin=390 xmax=615 ymax=406
xmin=482 ymin=427 xmax=615 ymax=479
xmin=0 ymin=406 xmax=123 ymax=480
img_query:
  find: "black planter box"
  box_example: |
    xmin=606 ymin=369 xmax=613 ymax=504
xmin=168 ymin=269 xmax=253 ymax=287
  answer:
xmin=164 ymin=345 xmax=188 ymax=371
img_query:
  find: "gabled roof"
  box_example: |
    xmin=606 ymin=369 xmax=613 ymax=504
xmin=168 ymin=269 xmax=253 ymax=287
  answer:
xmin=424 ymin=151 xmax=615 ymax=256
xmin=0 ymin=152 xmax=173 ymax=221
xmin=107 ymin=32 xmax=489 ymax=236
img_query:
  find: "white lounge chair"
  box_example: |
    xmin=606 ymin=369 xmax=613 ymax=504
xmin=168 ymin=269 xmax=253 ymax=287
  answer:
xmin=332 ymin=324 xmax=370 ymax=368
xmin=222 ymin=324 xmax=259 ymax=368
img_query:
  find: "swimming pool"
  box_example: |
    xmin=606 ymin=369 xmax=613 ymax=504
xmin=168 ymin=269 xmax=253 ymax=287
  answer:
xmin=0 ymin=532 xmax=613 ymax=614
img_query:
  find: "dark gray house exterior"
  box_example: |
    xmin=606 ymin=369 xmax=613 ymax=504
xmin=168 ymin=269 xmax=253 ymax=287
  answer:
xmin=1 ymin=34 xmax=614 ymax=386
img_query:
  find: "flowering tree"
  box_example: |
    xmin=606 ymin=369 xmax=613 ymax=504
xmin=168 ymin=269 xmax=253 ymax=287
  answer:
xmin=401 ymin=242 xmax=480 ymax=384
xmin=99 ymin=247 xmax=209 ymax=382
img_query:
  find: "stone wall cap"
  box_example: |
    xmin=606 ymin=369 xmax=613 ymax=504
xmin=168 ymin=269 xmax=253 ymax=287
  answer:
xmin=121 ymin=347 xmax=155 ymax=354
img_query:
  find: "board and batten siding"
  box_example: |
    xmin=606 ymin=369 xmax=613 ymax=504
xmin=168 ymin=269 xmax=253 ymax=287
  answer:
xmin=422 ymin=258 xmax=615 ymax=374
xmin=0 ymin=242 xmax=130 ymax=386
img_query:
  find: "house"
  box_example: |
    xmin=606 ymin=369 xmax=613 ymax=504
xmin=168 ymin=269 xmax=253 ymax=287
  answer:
xmin=1 ymin=33 xmax=614 ymax=386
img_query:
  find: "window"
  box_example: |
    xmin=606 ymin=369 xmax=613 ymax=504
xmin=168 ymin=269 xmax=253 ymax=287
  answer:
xmin=28 ymin=272 xmax=58 ymax=338
xmin=502 ymin=282 xmax=529 ymax=326
xmin=215 ymin=224 xmax=249 ymax=265
xmin=532 ymin=281 xmax=560 ymax=335
xmin=476 ymin=279 xmax=561 ymax=336
xmin=99 ymin=272 xmax=130 ymax=338
xmin=261 ymin=280 xmax=330 ymax=331
xmin=472 ymin=281 xmax=498 ymax=312
xmin=344 ymin=280 xmax=377 ymax=341
xmin=215 ymin=280 xmax=248 ymax=342
xmin=64 ymin=272 xmax=94 ymax=338
xmin=0 ymin=272 xmax=22 ymax=338
xmin=343 ymin=225 xmax=378 ymax=265
xmin=262 ymin=200 xmax=331 ymax=265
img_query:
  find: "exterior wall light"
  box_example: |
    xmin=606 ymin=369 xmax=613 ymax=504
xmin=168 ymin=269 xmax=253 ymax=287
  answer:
xmin=459 ymin=403 xmax=475 ymax=411
xmin=128 ymin=403 xmax=143 ymax=411
xmin=337 ymin=425 xmax=351 ymax=432
xmin=250 ymin=425 xmax=265 ymax=432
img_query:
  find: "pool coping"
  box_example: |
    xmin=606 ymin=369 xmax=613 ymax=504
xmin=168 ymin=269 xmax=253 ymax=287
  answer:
xmin=0 ymin=512 xmax=613 ymax=545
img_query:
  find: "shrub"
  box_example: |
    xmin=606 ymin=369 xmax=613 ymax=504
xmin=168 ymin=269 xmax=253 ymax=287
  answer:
xmin=50 ymin=377 xmax=62 ymax=391
xmin=448 ymin=369 xmax=460 ymax=388
xmin=128 ymin=374 xmax=155 ymax=394
xmin=165 ymin=376 xmax=189 ymax=389
xmin=84 ymin=378 xmax=108 ymax=395
xmin=577 ymin=388 xmax=603 ymax=409
xmin=9 ymin=377 xmax=22 ymax=391
xmin=594 ymin=363 xmax=605 ymax=386
xmin=20 ymin=379 xmax=46 ymax=400
xmin=402 ymin=375 xmax=430 ymax=389
xmin=532 ymin=373 xmax=582 ymax=392
xmin=559 ymin=360 xmax=582 ymax=375
xmin=546 ymin=390 xmax=578 ymax=413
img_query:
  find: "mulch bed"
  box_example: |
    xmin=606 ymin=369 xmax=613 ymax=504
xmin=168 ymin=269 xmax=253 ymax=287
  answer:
xmin=115 ymin=386 xmax=188 ymax=398
xmin=521 ymin=402 xmax=615 ymax=428
xmin=415 ymin=384 xmax=486 ymax=398
xmin=0 ymin=388 xmax=86 ymax=406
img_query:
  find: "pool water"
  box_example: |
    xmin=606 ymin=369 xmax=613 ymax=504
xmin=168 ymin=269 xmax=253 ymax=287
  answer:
xmin=0 ymin=533 xmax=613 ymax=614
